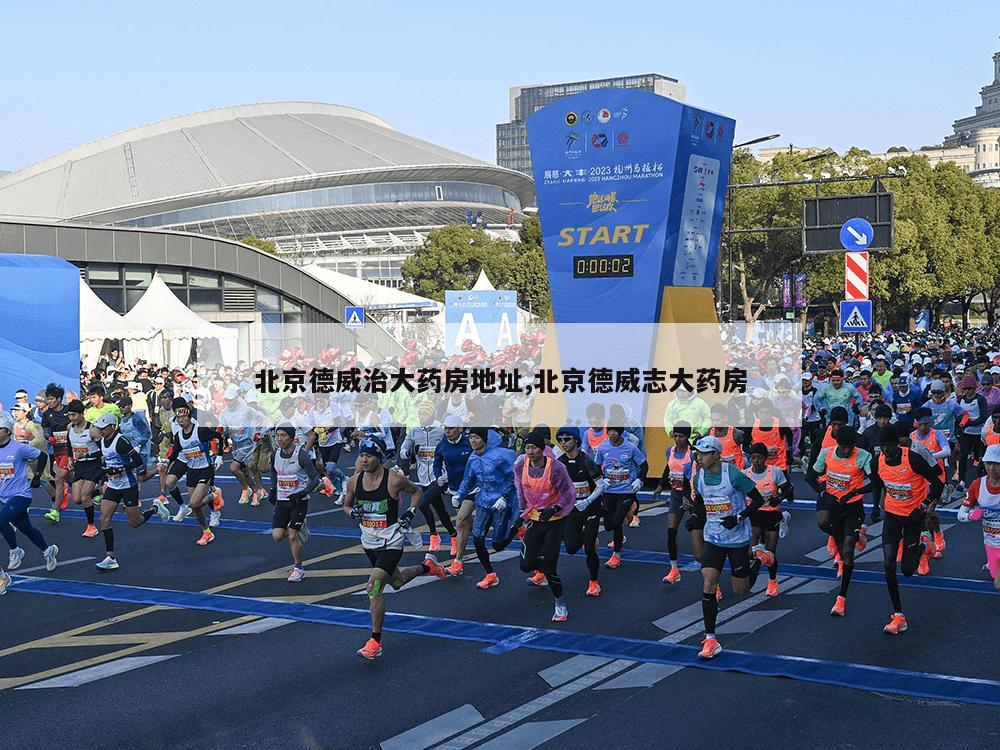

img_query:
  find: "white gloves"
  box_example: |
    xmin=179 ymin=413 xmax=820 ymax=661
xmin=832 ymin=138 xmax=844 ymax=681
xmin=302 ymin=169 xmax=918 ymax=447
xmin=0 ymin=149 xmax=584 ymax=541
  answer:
xmin=437 ymin=474 xmax=448 ymax=487
xmin=576 ymin=478 xmax=609 ymax=512
xmin=492 ymin=497 xmax=507 ymax=512
xmin=452 ymin=494 xmax=461 ymax=509
xmin=213 ymin=455 xmax=223 ymax=470
xmin=574 ymin=497 xmax=591 ymax=512
xmin=399 ymin=446 xmax=411 ymax=460
xmin=630 ymin=478 xmax=643 ymax=493
xmin=957 ymin=504 xmax=970 ymax=522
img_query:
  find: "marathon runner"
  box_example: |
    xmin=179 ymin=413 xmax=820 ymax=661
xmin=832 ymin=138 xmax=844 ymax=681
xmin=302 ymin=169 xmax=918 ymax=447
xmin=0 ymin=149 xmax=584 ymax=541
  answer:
xmin=163 ymin=398 xmax=223 ymax=544
xmin=343 ymin=437 xmax=445 ymax=659
xmin=653 ymin=423 xmax=697 ymax=584
xmin=745 ymin=441 xmax=794 ymax=597
xmin=65 ymin=400 xmax=103 ymax=537
xmin=594 ymin=425 xmax=647 ymax=569
xmin=219 ymin=386 xmax=265 ymax=505
xmin=313 ymin=391 xmax=347 ymax=501
xmin=270 ymin=424 xmax=320 ymax=581
xmin=957 ymin=443 xmax=1000 ymax=591
xmin=435 ymin=415 xmax=475 ymax=576
xmin=909 ymin=407 xmax=951 ymax=557
xmin=555 ymin=425 xmax=607 ymax=596
xmin=117 ymin=395 xmax=154 ymax=481
xmin=955 ymin=375 xmax=988 ymax=496
xmin=40 ymin=383 xmax=72 ymax=522
xmin=11 ymin=402 xmax=60 ymax=522
xmin=400 ymin=402 xmax=457 ymax=552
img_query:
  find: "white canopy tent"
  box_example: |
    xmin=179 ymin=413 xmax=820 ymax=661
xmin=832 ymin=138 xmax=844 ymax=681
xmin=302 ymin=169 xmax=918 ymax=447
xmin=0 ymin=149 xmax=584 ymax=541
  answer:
xmin=123 ymin=273 xmax=238 ymax=367
xmin=79 ymin=278 xmax=162 ymax=368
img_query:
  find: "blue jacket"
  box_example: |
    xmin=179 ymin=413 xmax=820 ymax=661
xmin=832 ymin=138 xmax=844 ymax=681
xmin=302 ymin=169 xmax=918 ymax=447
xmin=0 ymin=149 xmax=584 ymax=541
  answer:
xmin=455 ymin=430 xmax=515 ymax=509
xmin=434 ymin=432 xmax=475 ymax=493
xmin=120 ymin=410 xmax=152 ymax=457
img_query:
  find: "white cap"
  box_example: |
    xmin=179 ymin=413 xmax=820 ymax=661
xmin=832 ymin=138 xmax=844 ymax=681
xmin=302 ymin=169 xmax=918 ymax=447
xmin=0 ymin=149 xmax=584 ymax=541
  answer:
xmin=930 ymin=380 xmax=946 ymax=392
xmin=892 ymin=359 xmax=904 ymax=367
xmin=224 ymin=385 xmax=240 ymax=400
xmin=154 ymin=376 xmax=165 ymax=384
xmin=991 ymin=366 xmax=1000 ymax=375
xmin=442 ymin=414 xmax=462 ymax=428
xmin=802 ymin=372 xmax=813 ymax=381
xmin=0 ymin=412 xmax=13 ymax=431
xmin=694 ymin=436 xmax=723 ymax=453
xmin=128 ymin=381 xmax=141 ymax=390
xmin=984 ymin=444 xmax=1000 ymax=464
xmin=93 ymin=412 xmax=118 ymax=429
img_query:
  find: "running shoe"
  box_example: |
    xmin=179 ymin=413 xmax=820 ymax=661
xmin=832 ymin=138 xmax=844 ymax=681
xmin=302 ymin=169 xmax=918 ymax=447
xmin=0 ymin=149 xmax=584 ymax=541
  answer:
xmin=152 ymin=498 xmax=170 ymax=522
xmin=605 ymin=553 xmax=622 ymax=569
xmin=953 ymin=481 xmax=967 ymax=500
xmin=238 ymin=489 xmax=251 ymax=505
xmin=663 ymin=567 xmax=681 ymax=584
xmin=551 ymin=603 xmax=569 ymax=622
xmin=423 ymin=554 xmax=446 ymax=580
xmin=42 ymin=544 xmax=58 ymax=572
xmin=257 ymin=488 xmax=269 ymax=504
xmin=44 ymin=508 xmax=60 ymax=523
xmin=447 ymin=559 xmax=464 ymax=577
xmin=319 ymin=477 xmax=334 ymax=497
xmin=357 ymin=638 xmax=382 ymax=659
xmin=527 ymin=571 xmax=548 ymax=586
xmin=753 ymin=546 xmax=775 ymax=568
xmin=698 ymin=637 xmax=722 ymax=659
xmin=516 ymin=525 xmax=526 ymax=540
xmin=208 ymin=509 xmax=222 ymax=528
xmin=405 ymin=529 xmax=423 ymax=548
xmin=0 ymin=570 xmax=9 ymax=596
xmin=586 ymin=580 xmax=602 ymax=597
xmin=298 ymin=521 xmax=310 ymax=545
xmin=95 ymin=555 xmax=119 ymax=571
xmin=82 ymin=524 xmax=99 ymax=538
xmin=211 ymin=488 xmax=224 ymax=511
xmin=287 ymin=566 xmax=305 ymax=582
xmin=826 ymin=536 xmax=837 ymax=557
xmin=476 ymin=572 xmax=500 ymax=589
xmin=250 ymin=489 xmax=261 ymax=507
xmin=778 ymin=510 xmax=791 ymax=539
xmin=933 ymin=532 xmax=946 ymax=558
xmin=196 ymin=530 xmax=215 ymax=546
xmin=8 ymin=547 xmax=25 ymax=570
xmin=883 ymin=613 xmax=908 ymax=634
xmin=830 ymin=595 xmax=846 ymax=617
xmin=917 ymin=538 xmax=931 ymax=576
xmin=173 ymin=505 xmax=193 ymax=523
xmin=450 ymin=535 xmax=459 ymax=557
xmin=856 ymin=525 xmax=868 ymax=552
xmin=766 ymin=579 xmax=779 ymax=597
xmin=716 ymin=586 xmax=723 ymax=602
xmin=333 ymin=496 xmax=344 ymax=506
xmin=428 ymin=534 xmax=442 ymax=552
xmin=629 ymin=514 xmax=640 ymax=528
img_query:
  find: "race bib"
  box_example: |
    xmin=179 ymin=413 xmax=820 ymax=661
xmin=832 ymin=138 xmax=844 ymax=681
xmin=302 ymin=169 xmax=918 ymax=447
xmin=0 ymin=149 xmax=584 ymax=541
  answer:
xmin=704 ymin=500 xmax=733 ymax=516
xmin=418 ymin=447 xmax=436 ymax=460
xmin=53 ymin=431 xmax=69 ymax=444
xmin=573 ymin=481 xmax=590 ymax=498
xmin=897 ymin=403 xmax=912 ymax=414
xmin=826 ymin=471 xmax=850 ymax=492
xmin=182 ymin=448 xmax=204 ymax=462
xmin=607 ymin=468 xmax=629 ymax=483
xmin=277 ymin=478 xmax=299 ymax=491
xmin=884 ymin=481 xmax=912 ymax=500
xmin=767 ymin=445 xmax=778 ymax=458
xmin=72 ymin=445 xmax=92 ymax=459
xmin=0 ymin=462 xmax=13 ymax=478
xmin=669 ymin=471 xmax=685 ymax=490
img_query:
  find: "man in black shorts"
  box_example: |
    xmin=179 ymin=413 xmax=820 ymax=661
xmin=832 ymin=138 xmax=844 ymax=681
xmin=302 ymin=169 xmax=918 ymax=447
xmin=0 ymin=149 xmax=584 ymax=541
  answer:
xmin=343 ymin=437 xmax=446 ymax=659
xmin=270 ymin=424 xmax=320 ymax=582
xmin=556 ymin=426 xmax=607 ymax=596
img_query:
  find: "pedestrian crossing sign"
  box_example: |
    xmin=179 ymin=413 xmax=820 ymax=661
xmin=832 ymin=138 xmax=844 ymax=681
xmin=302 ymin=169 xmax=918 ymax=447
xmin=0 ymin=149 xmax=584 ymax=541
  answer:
xmin=839 ymin=299 xmax=872 ymax=332
xmin=345 ymin=306 xmax=365 ymax=330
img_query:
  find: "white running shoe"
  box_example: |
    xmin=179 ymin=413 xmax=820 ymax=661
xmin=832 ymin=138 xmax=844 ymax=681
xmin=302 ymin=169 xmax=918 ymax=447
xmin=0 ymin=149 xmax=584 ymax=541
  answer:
xmin=298 ymin=521 xmax=310 ymax=545
xmin=287 ymin=566 xmax=305 ymax=582
xmin=95 ymin=555 xmax=119 ymax=571
xmin=8 ymin=547 xmax=25 ymax=571
xmin=173 ymin=504 xmax=193 ymax=522
xmin=152 ymin=498 xmax=171 ymax=522
xmin=0 ymin=570 xmax=9 ymax=595
xmin=43 ymin=544 xmax=59 ymax=572
xmin=779 ymin=510 xmax=791 ymax=539
xmin=406 ymin=529 xmax=423 ymax=548
xmin=552 ymin=603 xmax=569 ymax=622
xmin=334 ymin=497 xmax=344 ymax=506
xmin=208 ymin=509 xmax=222 ymax=528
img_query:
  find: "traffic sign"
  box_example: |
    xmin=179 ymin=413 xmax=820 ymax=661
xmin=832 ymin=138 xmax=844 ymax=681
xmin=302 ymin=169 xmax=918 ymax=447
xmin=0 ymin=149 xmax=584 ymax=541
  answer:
xmin=802 ymin=189 xmax=893 ymax=253
xmin=839 ymin=299 xmax=872 ymax=333
xmin=840 ymin=218 xmax=873 ymax=250
xmin=344 ymin=306 xmax=365 ymax=329
xmin=845 ymin=251 xmax=869 ymax=300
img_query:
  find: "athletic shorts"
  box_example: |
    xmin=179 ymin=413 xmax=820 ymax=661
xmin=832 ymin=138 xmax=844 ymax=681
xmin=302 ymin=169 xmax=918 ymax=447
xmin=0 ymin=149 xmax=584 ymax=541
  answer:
xmin=103 ymin=486 xmax=140 ymax=508
xmin=272 ymin=499 xmax=309 ymax=530
xmin=702 ymin=541 xmax=751 ymax=577
xmin=365 ymin=547 xmax=403 ymax=575
xmin=750 ymin=509 xmax=781 ymax=533
xmin=73 ymin=459 xmax=103 ymax=484
xmin=318 ymin=444 xmax=342 ymax=465
xmin=185 ymin=466 xmax=214 ymax=488
xmin=668 ymin=490 xmax=690 ymax=515
xmin=54 ymin=453 xmax=72 ymax=472
xmin=828 ymin=501 xmax=865 ymax=540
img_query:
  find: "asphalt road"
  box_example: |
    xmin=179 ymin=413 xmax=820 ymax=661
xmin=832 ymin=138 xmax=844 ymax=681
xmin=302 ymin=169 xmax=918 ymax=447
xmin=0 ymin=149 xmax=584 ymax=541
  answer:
xmin=3 ymin=468 xmax=998 ymax=750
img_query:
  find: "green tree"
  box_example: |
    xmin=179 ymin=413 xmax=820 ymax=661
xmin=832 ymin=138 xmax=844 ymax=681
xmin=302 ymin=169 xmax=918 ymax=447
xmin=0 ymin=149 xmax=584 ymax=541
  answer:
xmin=234 ymin=235 xmax=278 ymax=256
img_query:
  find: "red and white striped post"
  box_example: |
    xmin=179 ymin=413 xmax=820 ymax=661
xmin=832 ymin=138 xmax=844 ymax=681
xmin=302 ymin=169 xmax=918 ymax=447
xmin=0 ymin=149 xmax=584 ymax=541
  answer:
xmin=845 ymin=251 xmax=869 ymax=300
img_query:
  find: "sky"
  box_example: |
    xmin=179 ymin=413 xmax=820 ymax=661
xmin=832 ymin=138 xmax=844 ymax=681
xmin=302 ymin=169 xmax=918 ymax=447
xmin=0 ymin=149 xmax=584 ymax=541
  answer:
xmin=1 ymin=0 xmax=997 ymax=172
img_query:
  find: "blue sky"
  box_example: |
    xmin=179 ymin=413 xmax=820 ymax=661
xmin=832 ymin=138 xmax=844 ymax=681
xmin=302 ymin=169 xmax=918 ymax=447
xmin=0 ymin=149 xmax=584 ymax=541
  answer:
xmin=1 ymin=0 xmax=996 ymax=171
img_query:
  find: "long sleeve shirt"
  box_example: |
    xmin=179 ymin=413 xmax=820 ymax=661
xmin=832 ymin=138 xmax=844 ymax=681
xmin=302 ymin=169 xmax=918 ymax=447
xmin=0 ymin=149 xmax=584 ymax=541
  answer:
xmin=512 ymin=453 xmax=576 ymax=520
xmin=454 ymin=431 xmax=515 ymax=508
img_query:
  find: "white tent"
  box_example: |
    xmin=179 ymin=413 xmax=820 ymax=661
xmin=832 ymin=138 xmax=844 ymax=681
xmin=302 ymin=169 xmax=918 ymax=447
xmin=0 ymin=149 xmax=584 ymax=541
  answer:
xmin=123 ymin=273 xmax=238 ymax=367
xmin=79 ymin=278 xmax=162 ymax=367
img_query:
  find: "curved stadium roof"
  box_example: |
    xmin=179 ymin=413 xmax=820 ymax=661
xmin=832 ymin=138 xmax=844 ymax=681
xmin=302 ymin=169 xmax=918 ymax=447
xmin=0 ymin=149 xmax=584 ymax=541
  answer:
xmin=0 ymin=102 xmax=533 ymax=224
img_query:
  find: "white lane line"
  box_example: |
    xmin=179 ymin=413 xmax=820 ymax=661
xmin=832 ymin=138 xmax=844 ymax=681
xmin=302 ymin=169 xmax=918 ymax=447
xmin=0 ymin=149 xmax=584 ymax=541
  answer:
xmin=381 ymin=704 xmax=485 ymax=750
xmin=307 ymin=508 xmax=342 ymax=517
xmin=17 ymin=655 xmax=180 ymax=689
xmin=716 ymin=609 xmax=793 ymax=634
xmin=209 ymin=617 xmax=294 ymax=636
xmin=14 ymin=556 xmax=94 ymax=574
xmin=474 ymin=719 xmax=586 ymax=750
xmin=538 ymin=655 xmax=612 ymax=688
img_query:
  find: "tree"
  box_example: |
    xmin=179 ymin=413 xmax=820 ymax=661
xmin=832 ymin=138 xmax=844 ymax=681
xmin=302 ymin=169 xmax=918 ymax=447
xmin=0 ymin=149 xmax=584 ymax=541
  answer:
xmin=234 ymin=235 xmax=278 ymax=256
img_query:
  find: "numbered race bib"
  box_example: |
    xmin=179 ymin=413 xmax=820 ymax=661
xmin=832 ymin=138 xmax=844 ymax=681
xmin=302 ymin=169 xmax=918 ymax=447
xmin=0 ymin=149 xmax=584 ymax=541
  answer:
xmin=704 ymin=499 xmax=733 ymax=518
xmin=884 ymin=480 xmax=912 ymax=501
xmin=669 ymin=471 xmax=685 ymax=490
xmin=418 ymin=447 xmax=435 ymax=460
xmin=574 ymin=481 xmax=590 ymax=498
xmin=0 ymin=462 xmax=14 ymax=479
xmin=826 ymin=470 xmax=850 ymax=492
xmin=72 ymin=445 xmax=92 ymax=459
xmin=183 ymin=448 xmax=204 ymax=462
xmin=53 ymin=431 xmax=69 ymax=444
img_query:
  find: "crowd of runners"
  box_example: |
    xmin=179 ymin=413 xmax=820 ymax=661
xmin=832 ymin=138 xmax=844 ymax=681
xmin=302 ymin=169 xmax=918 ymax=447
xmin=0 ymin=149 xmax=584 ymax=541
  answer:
xmin=1 ymin=330 xmax=999 ymax=662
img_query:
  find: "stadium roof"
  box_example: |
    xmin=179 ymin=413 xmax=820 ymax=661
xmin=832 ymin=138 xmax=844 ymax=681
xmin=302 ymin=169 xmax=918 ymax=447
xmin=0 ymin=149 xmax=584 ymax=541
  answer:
xmin=0 ymin=102 xmax=533 ymax=223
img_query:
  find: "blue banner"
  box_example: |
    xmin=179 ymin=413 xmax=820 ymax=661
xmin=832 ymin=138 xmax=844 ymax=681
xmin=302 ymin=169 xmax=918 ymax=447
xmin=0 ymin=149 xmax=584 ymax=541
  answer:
xmin=526 ymin=89 xmax=735 ymax=324
xmin=444 ymin=290 xmax=518 ymax=356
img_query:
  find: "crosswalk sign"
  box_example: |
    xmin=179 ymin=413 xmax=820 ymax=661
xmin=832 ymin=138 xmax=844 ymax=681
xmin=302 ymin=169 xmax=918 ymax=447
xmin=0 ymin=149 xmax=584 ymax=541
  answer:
xmin=839 ymin=299 xmax=872 ymax=333
xmin=344 ymin=306 xmax=365 ymax=330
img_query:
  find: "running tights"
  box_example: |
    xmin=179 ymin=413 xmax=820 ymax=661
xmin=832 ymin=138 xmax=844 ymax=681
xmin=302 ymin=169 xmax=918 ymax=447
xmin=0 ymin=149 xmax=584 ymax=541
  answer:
xmin=520 ymin=518 xmax=565 ymax=598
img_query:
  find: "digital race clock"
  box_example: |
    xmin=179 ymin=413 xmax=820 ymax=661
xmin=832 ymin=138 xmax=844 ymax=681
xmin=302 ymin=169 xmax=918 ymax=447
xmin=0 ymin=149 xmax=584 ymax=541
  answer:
xmin=572 ymin=254 xmax=634 ymax=278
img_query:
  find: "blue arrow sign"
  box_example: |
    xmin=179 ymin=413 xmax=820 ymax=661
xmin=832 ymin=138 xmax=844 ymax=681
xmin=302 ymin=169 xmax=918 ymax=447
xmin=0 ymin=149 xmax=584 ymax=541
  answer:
xmin=840 ymin=217 xmax=873 ymax=250
xmin=344 ymin=306 xmax=365 ymax=329
xmin=840 ymin=299 xmax=872 ymax=333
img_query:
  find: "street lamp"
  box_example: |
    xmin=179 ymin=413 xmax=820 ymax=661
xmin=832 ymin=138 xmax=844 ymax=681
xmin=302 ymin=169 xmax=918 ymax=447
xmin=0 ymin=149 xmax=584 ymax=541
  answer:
xmin=734 ymin=133 xmax=781 ymax=149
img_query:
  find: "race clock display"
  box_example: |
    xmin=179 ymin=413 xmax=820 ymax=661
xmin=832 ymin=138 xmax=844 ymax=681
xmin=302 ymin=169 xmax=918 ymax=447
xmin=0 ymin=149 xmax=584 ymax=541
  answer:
xmin=572 ymin=254 xmax=634 ymax=278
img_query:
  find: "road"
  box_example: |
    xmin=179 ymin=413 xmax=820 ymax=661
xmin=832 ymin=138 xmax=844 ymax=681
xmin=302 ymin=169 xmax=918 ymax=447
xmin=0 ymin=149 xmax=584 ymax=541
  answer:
xmin=3 ymin=469 xmax=998 ymax=750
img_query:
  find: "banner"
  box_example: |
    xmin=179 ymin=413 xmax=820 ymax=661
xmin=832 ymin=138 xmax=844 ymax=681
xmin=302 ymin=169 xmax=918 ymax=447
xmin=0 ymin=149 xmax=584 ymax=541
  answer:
xmin=444 ymin=289 xmax=518 ymax=356
xmin=782 ymin=275 xmax=793 ymax=309
xmin=794 ymin=273 xmax=808 ymax=310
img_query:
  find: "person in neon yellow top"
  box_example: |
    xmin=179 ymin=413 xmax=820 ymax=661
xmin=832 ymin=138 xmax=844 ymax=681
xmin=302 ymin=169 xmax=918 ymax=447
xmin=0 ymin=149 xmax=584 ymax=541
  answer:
xmin=84 ymin=383 xmax=122 ymax=425
xmin=663 ymin=389 xmax=711 ymax=440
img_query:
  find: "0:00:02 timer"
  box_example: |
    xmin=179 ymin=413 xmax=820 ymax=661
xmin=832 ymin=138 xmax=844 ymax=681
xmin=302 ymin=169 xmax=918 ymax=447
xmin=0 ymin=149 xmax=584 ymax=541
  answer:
xmin=572 ymin=254 xmax=634 ymax=278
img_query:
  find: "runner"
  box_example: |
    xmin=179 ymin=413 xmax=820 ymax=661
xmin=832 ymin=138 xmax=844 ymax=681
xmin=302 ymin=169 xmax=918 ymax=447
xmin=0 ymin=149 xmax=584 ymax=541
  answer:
xmin=451 ymin=427 xmax=517 ymax=589
xmin=745 ymin=441 xmax=794 ymax=596
xmin=691 ymin=436 xmax=770 ymax=659
xmin=955 ymin=375 xmax=988 ymax=496
xmin=163 ymin=398 xmax=222 ymax=544
xmin=66 ymin=400 xmax=103 ymax=537
xmin=811 ymin=426 xmax=872 ymax=615
xmin=152 ymin=389 xmax=186 ymax=511
xmin=653 ymin=423 xmax=697 ymax=584
xmin=435 ymin=416 xmax=475 ymax=576
xmin=909 ymin=407 xmax=951 ymax=557
xmin=709 ymin=405 xmax=746 ymax=469
xmin=0 ymin=412 xmax=59 ymax=576
xmin=513 ymin=429 xmax=576 ymax=621
xmin=343 ymin=437 xmax=445 ymax=659
xmin=957 ymin=442 xmax=1000 ymax=591
xmin=582 ymin=402 xmax=609 ymax=456
xmin=41 ymin=383 xmax=72 ymax=522
xmin=400 ymin=402 xmax=457 ymax=552
xmin=219 ymin=386 xmax=264 ymax=504
xmin=92 ymin=412 xmax=170 ymax=571
xmin=555 ymin=425 xmax=607 ymax=596
xmin=594 ymin=424 xmax=647 ymax=569
xmin=313 ymin=391 xmax=347 ymax=501
xmin=84 ymin=383 xmax=122 ymax=424
xmin=873 ymin=424 xmax=944 ymax=633
xmin=11 ymin=402 xmax=59 ymax=521
xmin=117 ymin=395 xmax=154 ymax=481
xmin=270 ymin=424 xmax=320 ymax=581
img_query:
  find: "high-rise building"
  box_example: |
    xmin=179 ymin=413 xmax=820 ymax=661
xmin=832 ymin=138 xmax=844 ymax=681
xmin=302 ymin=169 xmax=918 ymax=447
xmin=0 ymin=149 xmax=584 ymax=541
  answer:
xmin=496 ymin=74 xmax=685 ymax=178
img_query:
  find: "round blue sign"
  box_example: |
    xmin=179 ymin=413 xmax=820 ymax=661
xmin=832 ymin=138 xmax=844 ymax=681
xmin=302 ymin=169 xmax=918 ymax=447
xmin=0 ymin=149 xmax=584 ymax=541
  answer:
xmin=840 ymin=217 xmax=873 ymax=250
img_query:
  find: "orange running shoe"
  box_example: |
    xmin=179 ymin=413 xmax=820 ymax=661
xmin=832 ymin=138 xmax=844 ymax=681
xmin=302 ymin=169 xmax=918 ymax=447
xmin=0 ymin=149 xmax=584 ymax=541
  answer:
xmin=82 ymin=524 xmax=99 ymax=538
xmin=357 ymin=638 xmax=382 ymax=659
xmin=883 ymin=613 xmax=908 ymax=634
xmin=855 ymin=525 xmax=868 ymax=552
xmin=830 ymin=595 xmax=846 ymax=617
xmin=527 ymin=571 xmax=548 ymax=586
xmin=476 ymin=572 xmax=499 ymax=589
xmin=238 ymin=489 xmax=251 ymax=505
xmin=211 ymin=488 xmax=224 ymax=511
xmin=766 ymin=579 xmax=779 ymax=597
xmin=197 ymin=529 xmax=215 ymax=546
xmin=917 ymin=548 xmax=931 ymax=576
xmin=516 ymin=525 xmax=526 ymax=540
xmin=716 ymin=586 xmax=723 ymax=602
xmin=586 ymin=580 xmax=602 ymax=597
xmin=827 ymin=536 xmax=837 ymax=556
xmin=447 ymin=560 xmax=464 ymax=577
xmin=605 ymin=553 xmax=621 ymax=569
xmin=320 ymin=477 xmax=335 ymax=497
xmin=428 ymin=534 xmax=442 ymax=552
xmin=422 ymin=554 xmax=446 ymax=580
xmin=933 ymin=532 xmax=945 ymax=556
xmin=698 ymin=637 xmax=722 ymax=659
xmin=663 ymin=567 xmax=681 ymax=584
xmin=450 ymin=535 xmax=459 ymax=557
xmin=754 ymin=547 xmax=775 ymax=567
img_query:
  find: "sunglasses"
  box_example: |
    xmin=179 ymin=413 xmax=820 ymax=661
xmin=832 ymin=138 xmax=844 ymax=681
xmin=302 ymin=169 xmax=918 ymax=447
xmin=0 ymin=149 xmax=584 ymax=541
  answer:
xmin=556 ymin=435 xmax=575 ymax=442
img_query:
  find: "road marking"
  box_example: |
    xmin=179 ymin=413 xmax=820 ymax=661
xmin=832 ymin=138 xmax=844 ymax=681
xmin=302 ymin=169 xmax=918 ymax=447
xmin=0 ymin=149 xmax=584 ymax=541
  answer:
xmin=381 ymin=704 xmax=485 ymax=750
xmin=717 ymin=609 xmax=793 ymax=634
xmin=209 ymin=617 xmax=294 ymax=636
xmin=307 ymin=508 xmax=342 ymax=517
xmin=14 ymin=556 xmax=94 ymax=574
xmin=538 ymin=655 xmax=611 ymax=687
xmin=785 ymin=578 xmax=840 ymax=594
xmin=472 ymin=719 xmax=586 ymax=750
xmin=17 ymin=655 xmax=179 ymax=689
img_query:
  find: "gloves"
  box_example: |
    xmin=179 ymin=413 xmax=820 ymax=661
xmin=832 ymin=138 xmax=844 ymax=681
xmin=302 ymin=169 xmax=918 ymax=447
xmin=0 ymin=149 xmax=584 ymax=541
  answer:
xmin=30 ymin=475 xmax=40 ymax=489
xmin=288 ymin=491 xmax=306 ymax=503
xmin=398 ymin=507 xmax=416 ymax=530
xmin=213 ymin=455 xmax=223 ymax=470
xmin=957 ymin=504 xmax=971 ymax=522
xmin=538 ymin=506 xmax=557 ymax=522
xmin=970 ymin=507 xmax=984 ymax=522
xmin=452 ymin=494 xmax=461 ymax=509
xmin=437 ymin=474 xmax=448 ymax=487
xmin=349 ymin=504 xmax=364 ymax=521
xmin=630 ymin=478 xmax=643 ymax=493
xmin=720 ymin=515 xmax=740 ymax=529
xmin=492 ymin=497 xmax=507 ymax=512
xmin=574 ymin=497 xmax=590 ymax=512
